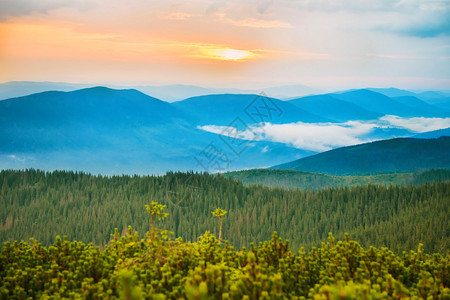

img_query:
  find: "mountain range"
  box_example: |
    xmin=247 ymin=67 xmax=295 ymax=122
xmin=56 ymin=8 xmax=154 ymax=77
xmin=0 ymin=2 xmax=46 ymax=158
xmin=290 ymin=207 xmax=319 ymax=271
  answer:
xmin=0 ymin=81 xmax=322 ymax=102
xmin=0 ymin=84 xmax=449 ymax=174
xmin=0 ymin=87 xmax=309 ymax=174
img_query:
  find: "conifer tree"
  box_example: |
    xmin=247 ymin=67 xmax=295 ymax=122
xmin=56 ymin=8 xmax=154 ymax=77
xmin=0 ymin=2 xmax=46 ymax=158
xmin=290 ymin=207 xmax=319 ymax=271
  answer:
xmin=145 ymin=201 xmax=168 ymax=238
xmin=212 ymin=208 xmax=227 ymax=243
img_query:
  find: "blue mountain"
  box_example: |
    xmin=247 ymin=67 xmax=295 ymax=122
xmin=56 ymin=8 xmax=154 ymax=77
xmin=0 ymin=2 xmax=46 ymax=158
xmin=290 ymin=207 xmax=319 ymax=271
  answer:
xmin=414 ymin=127 xmax=450 ymax=139
xmin=288 ymin=94 xmax=382 ymax=122
xmin=1 ymin=86 xmax=448 ymax=175
xmin=392 ymin=96 xmax=449 ymax=117
xmin=0 ymin=87 xmax=312 ymax=174
xmin=367 ymin=88 xmax=417 ymax=98
xmin=331 ymin=89 xmax=431 ymax=117
xmin=0 ymin=81 xmax=93 ymax=100
xmin=172 ymin=94 xmax=331 ymax=126
xmin=418 ymin=96 xmax=450 ymax=111
xmin=0 ymin=87 xmax=189 ymax=151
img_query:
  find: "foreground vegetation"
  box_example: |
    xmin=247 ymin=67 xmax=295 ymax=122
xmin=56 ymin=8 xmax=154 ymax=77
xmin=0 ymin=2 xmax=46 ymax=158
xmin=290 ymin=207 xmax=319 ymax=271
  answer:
xmin=224 ymin=168 xmax=450 ymax=190
xmin=1 ymin=219 xmax=449 ymax=299
xmin=1 ymin=169 xmax=449 ymax=254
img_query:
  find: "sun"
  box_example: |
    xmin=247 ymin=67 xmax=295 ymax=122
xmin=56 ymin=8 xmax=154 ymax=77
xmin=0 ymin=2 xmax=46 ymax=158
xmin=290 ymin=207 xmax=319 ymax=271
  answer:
xmin=206 ymin=48 xmax=255 ymax=61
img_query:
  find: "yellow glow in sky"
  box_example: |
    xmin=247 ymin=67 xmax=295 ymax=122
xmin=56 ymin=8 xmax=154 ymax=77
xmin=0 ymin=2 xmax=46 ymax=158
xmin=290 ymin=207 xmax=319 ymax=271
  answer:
xmin=206 ymin=49 xmax=256 ymax=61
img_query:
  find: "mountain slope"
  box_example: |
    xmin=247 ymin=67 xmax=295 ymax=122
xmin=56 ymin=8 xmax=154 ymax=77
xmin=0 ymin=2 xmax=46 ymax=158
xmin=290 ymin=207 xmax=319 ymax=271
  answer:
xmin=392 ymin=96 xmax=449 ymax=116
xmin=0 ymin=87 xmax=188 ymax=151
xmin=0 ymin=87 xmax=209 ymax=173
xmin=288 ymin=94 xmax=382 ymax=121
xmin=172 ymin=94 xmax=331 ymax=126
xmin=0 ymin=87 xmax=310 ymax=174
xmin=224 ymin=168 xmax=450 ymax=190
xmin=332 ymin=89 xmax=435 ymax=117
xmin=272 ymin=136 xmax=450 ymax=175
xmin=0 ymin=81 xmax=321 ymax=102
xmin=0 ymin=81 xmax=93 ymax=100
xmin=414 ymin=127 xmax=450 ymax=139
xmin=367 ymin=87 xmax=417 ymax=98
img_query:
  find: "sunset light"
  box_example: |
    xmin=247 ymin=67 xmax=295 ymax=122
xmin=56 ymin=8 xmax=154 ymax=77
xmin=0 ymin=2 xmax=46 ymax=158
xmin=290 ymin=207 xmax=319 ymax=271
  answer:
xmin=0 ymin=0 xmax=448 ymax=88
xmin=206 ymin=49 xmax=256 ymax=61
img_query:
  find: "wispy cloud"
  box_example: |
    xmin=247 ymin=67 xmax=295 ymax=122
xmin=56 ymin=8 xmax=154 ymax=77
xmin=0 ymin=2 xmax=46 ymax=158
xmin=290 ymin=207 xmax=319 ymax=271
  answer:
xmin=282 ymin=0 xmax=448 ymax=14
xmin=277 ymin=0 xmax=450 ymax=38
xmin=0 ymin=0 xmax=93 ymax=21
xmin=0 ymin=22 xmax=263 ymax=62
xmin=160 ymin=12 xmax=194 ymax=20
xmin=199 ymin=116 xmax=450 ymax=152
xmin=367 ymin=53 xmax=450 ymax=60
xmin=227 ymin=17 xmax=292 ymax=29
xmin=373 ymin=0 xmax=450 ymax=38
xmin=213 ymin=12 xmax=292 ymax=29
xmin=6 ymin=154 xmax=26 ymax=162
xmin=199 ymin=121 xmax=376 ymax=152
xmin=380 ymin=116 xmax=450 ymax=132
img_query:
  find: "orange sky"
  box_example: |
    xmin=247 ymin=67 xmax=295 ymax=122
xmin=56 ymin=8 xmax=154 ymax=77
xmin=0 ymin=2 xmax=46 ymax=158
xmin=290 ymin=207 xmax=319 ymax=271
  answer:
xmin=0 ymin=0 xmax=449 ymax=89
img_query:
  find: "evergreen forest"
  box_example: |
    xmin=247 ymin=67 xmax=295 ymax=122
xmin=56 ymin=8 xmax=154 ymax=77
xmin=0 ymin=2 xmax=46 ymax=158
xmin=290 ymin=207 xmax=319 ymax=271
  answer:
xmin=1 ymin=169 xmax=448 ymax=254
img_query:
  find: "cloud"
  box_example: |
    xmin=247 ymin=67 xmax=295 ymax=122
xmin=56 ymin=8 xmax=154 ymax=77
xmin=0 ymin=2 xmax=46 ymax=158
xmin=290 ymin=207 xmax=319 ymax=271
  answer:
xmin=213 ymin=13 xmax=292 ymax=28
xmin=279 ymin=0 xmax=450 ymax=38
xmin=257 ymin=0 xmax=274 ymax=14
xmin=380 ymin=116 xmax=450 ymax=132
xmin=199 ymin=116 xmax=450 ymax=152
xmin=199 ymin=121 xmax=377 ymax=152
xmin=280 ymin=0 xmax=400 ymax=13
xmin=6 ymin=154 xmax=26 ymax=162
xmin=258 ymin=122 xmax=376 ymax=151
xmin=0 ymin=0 xmax=93 ymax=21
xmin=392 ymin=19 xmax=450 ymax=38
xmin=366 ymin=53 xmax=450 ymax=60
xmin=229 ymin=18 xmax=292 ymax=28
xmin=282 ymin=0 xmax=448 ymax=14
xmin=375 ymin=0 xmax=450 ymax=37
xmin=161 ymin=12 xmax=194 ymax=20
xmin=377 ymin=10 xmax=450 ymax=38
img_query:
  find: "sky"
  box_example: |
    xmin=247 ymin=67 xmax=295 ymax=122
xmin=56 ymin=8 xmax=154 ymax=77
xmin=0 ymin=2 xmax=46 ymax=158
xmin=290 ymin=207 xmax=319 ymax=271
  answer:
xmin=0 ymin=0 xmax=449 ymax=90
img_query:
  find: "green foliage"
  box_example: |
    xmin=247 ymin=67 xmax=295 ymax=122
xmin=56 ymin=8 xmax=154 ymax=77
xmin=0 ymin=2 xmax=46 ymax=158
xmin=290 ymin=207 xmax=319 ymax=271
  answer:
xmin=224 ymin=168 xmax=450 ymax=190
xmin=212 ymin=208 xmax=227 ymax=243
xmin=145 ymin=201 xmax=169 ymax=227
xmin=0 ymin=169 xmax=449 ymax=254
xmin=211 ymin=208 xmax=227 ymax=218
xmin=0 ymin=230 xmax=448 ymax=299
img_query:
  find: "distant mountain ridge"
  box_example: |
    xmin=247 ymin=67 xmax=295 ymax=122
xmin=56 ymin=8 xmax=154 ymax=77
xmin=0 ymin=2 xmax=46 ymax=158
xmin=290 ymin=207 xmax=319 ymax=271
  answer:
xmin=288 ymin=94 xmax=382 ymax=121
xmin=172 ymin=93 xmax=331 ymax=125
xmin=0 ymin=87 xmax=309 ymax=174
xmin=272 ymin=136 xmax=450 ymax=175
xmin=0 ymin=81 xmax=322 ymax=102
xmin=331 ymin=89 xmax=432 ymax=117
xmin=1 ymin=85 xmax=449 ymax=174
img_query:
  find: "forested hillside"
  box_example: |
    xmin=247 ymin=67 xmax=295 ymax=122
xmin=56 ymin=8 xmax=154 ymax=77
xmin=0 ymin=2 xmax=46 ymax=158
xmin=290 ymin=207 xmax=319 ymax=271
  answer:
xmin=273 ymin=136 xmax=450 ymax=175
xmin=224 ymin=168 xmax=450 ymax=190
xmin=1 ymin=169 xmax=448 ymax=255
